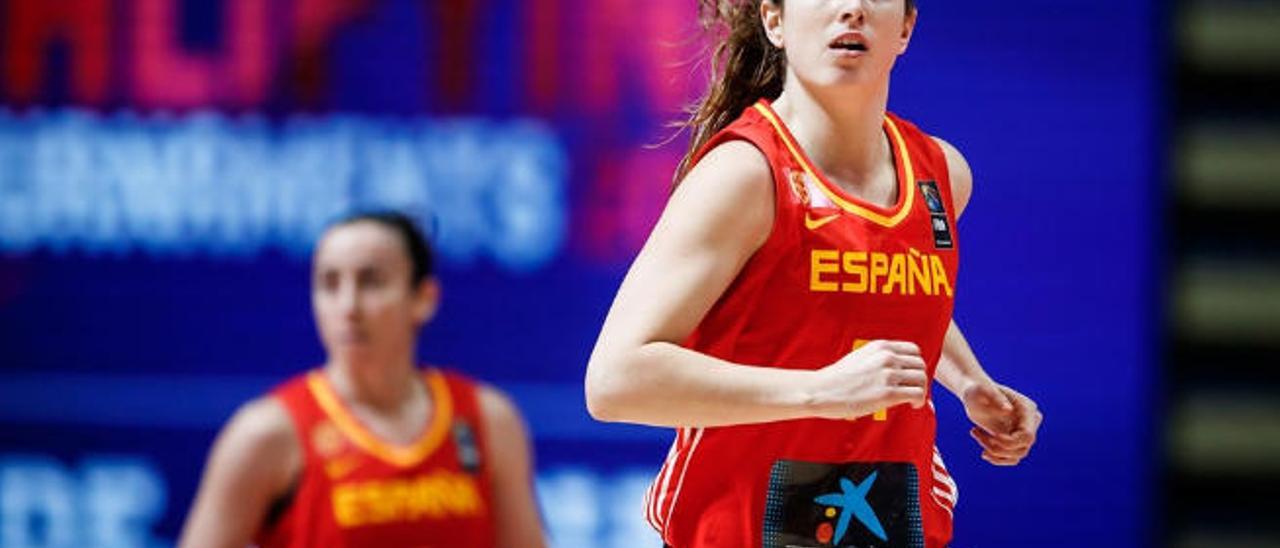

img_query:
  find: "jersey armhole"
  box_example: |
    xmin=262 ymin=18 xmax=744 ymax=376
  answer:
xmin=246 ymin=389 xmax=310 ymax=543
xmin=920 ymin=134 xmax=960 ymax=218
xmin=437 ymin=369 xmax=494 ymax=483
xmin=266 ymin=385 xmax=314 ymax=500
xmin=260 ymin=474 xmax=300 ymax=532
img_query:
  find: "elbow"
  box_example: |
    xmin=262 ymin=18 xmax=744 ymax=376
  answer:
xmin=586 ymin=338 xmax=670 ymax=423
xmin=584 ymin=367 xmax=624 ymax=423
xmin=585 ymin=389 xmax=616 ymax=423
xmin=584 ymin=351 xmax=636 ymax=423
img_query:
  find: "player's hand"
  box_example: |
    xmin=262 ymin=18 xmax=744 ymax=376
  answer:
xmin=962 ymin=381 xmax=1041 ymax=466
xmin=809 ymin=340 xmax=929 ymax=420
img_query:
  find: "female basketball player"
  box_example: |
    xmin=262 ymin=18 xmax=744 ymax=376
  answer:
xmin=586 ymin=1 xmax=1042 ymax=546
xmin=180 ymin=212 xmax=545 ymax=547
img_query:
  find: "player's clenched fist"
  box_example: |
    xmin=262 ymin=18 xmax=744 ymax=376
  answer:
xmin=807 ymin=340 xmax=929 ymax=420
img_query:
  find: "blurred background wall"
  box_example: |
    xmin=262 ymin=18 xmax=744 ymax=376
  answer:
xmin=0 ymin=0 xmax=1211 ymax=546
xmin=1167 ymin=1 xmax=1280 ymax=547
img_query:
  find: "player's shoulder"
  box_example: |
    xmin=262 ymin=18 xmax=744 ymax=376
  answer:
xmin=927 ymin=135 xmax=974 ymax=217
xmin=928 ymin=135 xmax=971 ymax=183
xmin=428 ymin=368 xmax=526 ymax=428
xmin=474 ymin=383 xmax=526 ymax=430
xmin=928 ymin=135 xmax=966 ymax=165
xmin=680 ymin=138 xmax=775 ymax=221
xmin=196 ymin=396 xmax=301 ymax=514
xmin=673 ymin=138 xmax=775 ymax=250
xmin=883 ymin=112 xmax=966 ymax=179
xmin=687 ymin=139 xmax=774 ymax=191
xmin=223 ymin=396 xmax=298 ymax=452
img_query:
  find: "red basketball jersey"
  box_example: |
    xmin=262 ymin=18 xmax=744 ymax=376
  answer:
xmin=645 ymin=101 xmax=961 ymax=548
xmin=256 ymin=368 xmax=497 ymax=548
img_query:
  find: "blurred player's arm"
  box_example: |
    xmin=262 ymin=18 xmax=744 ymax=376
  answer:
xmin=586 ymin=141 xmax=928 ymax=428
xmin=932 ymin=136 xmax=1043 ymax=466
xmin=478 ymin=386 xmax=547 ymax=548
xmin=178 ymin=397 xmax=300 ymax=548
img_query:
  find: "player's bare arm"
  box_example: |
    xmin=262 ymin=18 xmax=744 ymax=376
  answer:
xmin=478 ymin=386 xmax=547 ymax=548
xmin=178 ymin=398 xmax=300 ymax=548
xmin=586 ymin=140 xmax=928 ymax=428
xmin=931 ymin=136 xmax=1043 ymax=466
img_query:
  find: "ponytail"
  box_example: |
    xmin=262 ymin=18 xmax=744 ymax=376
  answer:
xmin=674 ymin=0 xmax=786 ymax=184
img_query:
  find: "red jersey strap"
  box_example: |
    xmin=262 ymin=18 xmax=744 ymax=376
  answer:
xmin=435 ymin=369 xmax=492 ymax=475
xmin=883 ymin=112 xmax=956 ymax=214
xmin=255 ymin=374 xmax=322 ymax=548
xmin=684 ymin=103 xmax=802 ymax=262
xmin=688 ymin=104 xmax=784 ymax=170
xmin=438 ymin=369 xmax=485 ymax=423
xmin=270 ymin=373 xmax=325 ymax=456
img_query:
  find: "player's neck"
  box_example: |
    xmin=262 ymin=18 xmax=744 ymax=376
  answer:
xmin=325 ymin=356 xmax=423 ymax=413
xmin=772 ymin=78 xmax=891 ymax=192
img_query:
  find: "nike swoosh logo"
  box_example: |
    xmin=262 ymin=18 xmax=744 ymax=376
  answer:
xmin=805 ymin=213 xmax=840 ymax=230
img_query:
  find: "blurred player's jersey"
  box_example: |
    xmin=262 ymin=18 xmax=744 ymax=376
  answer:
xmin=256 ymin=368 xmax=496 ymax=548
xmin=645 ymin=100 xmax=960 ymax=548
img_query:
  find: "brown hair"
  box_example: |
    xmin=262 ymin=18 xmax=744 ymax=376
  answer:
xmin=328 ymin=210 xmax=434 ymax=286
xmin=674 ymin=0 xmax=916 ymax=183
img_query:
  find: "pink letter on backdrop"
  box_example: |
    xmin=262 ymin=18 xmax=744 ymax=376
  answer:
xmin=573 ymin=0 xmax=696 ymax=115
xmin=433 ymin=0 xmax=484 ymax=112
xmin=289 ymin=0 xmax=367 ymax=106
xmin=133 ymin=0 xmax=271 ymax=108
xmin=523 ymin=0 xmax=560 ymax=115
xmin=3 ymin=0 xmax=111 ymax=105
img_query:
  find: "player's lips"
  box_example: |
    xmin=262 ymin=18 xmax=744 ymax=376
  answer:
xmin=829 ymin=32 xmax=868 ymax=56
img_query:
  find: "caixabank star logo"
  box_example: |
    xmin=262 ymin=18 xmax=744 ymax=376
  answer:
xmin=763 ymin=461 xmax=924 ymax=548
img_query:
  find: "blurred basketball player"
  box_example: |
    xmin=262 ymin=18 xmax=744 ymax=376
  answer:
xmin=179 ymin=211 xmax=545 ymax=547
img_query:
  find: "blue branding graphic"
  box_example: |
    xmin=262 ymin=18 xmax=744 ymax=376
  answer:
xmin=815 ymin=471 xmax=888 ymax=543
xmin=0 ymin=109 xmax=568 ymax=272
xmin=763 ymin=460 xmax=921 ymax=548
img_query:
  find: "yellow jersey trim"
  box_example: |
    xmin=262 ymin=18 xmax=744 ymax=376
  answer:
xmin=752 ymin=101 xmax=916 ymax=228
xmin=306 ymin=369 xmax=454 ymax=468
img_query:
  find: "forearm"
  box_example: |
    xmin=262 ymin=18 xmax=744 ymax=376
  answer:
xmin=935 ymin=320 xmax=996 ymax=396
xmin=586 ymin=341 xmax=822 ymax=428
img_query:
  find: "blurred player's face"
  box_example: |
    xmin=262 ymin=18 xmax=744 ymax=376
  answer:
xmin=311 ymin=222 xmax=438 ymax=367
xmin=762 ymin=0 xmax=916 ymax=91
